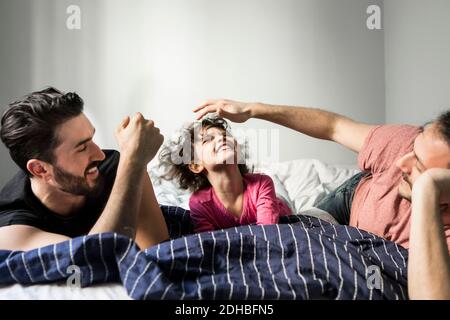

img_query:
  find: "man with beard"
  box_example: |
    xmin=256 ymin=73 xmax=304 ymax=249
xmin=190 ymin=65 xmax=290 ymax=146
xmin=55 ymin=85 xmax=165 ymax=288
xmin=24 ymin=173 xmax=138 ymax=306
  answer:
xmin=0 ymin=87 xmax=168 ymax=251
xmin=194 ymin=99 xmax=450 ymax=299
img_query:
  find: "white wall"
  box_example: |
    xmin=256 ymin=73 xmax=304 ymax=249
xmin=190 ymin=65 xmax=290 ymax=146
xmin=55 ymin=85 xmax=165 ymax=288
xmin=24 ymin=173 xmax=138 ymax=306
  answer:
xmin=384 ymin=0 xmax=450 ymax=125
xmin=0 ymin=0 xmax=33 ymax=185
xmin=0 ymin=0 xmax=385 ymax=185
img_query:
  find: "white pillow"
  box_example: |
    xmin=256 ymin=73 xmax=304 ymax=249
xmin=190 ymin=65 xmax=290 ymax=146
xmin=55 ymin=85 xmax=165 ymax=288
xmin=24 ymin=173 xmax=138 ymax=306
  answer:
xmin=255 ymin=159 xmax=359 ymax=213
xmin=269 ymin=174 xmax=296 ymax=213
xmin=301 ymin=207 xmax=339 ymax=225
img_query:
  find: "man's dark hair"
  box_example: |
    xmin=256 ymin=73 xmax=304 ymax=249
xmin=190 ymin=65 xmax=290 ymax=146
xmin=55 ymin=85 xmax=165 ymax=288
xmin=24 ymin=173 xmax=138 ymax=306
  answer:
xmin=436 ymin=110 xmax=450 ymax=147
xmin=158 ymin=117 xmax=250 ymax=193
xmin=0 ymin=87 xmax=84 ymax=176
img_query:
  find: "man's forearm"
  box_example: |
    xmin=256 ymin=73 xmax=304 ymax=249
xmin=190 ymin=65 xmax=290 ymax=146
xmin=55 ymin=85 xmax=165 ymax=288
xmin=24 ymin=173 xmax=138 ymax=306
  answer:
xmin=250 ymin=103 xmax=373 ymax=153
xmin=135 ymin=174 xmax=169 ymax=249
xmin=251 ymin=103 xmax=341 ymax=141
xmin=89 ymin=157 xmax=145 ymax=239
xmin=409 ymin=183 xmax=450 ymax=299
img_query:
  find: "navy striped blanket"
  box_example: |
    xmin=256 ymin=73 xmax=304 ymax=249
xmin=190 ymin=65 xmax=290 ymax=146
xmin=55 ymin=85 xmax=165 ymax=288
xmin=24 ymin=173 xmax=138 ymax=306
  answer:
xmin=0 ymin=206 xmax=408 ymax=299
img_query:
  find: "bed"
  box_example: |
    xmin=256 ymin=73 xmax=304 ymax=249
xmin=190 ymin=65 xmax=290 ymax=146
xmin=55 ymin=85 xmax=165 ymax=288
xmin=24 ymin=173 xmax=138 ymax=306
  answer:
xmin=0 ymin=159 xmax=409 ymax=300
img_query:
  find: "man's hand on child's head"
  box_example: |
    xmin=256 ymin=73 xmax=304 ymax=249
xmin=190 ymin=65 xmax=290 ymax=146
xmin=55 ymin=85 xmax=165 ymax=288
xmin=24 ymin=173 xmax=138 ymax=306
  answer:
xmin=193 ymin=99 xmax=254 ymax=123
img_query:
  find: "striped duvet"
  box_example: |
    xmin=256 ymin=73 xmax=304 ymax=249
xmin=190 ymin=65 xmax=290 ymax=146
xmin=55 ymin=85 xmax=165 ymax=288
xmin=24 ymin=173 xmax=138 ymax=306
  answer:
xmin=0 ymin=206 xmax=408 ymax=300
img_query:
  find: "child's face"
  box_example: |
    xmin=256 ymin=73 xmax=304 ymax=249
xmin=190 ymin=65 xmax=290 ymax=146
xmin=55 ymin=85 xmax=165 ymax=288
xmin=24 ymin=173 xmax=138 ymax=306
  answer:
xmin=192 ymin=126 xmax=238 ymax=171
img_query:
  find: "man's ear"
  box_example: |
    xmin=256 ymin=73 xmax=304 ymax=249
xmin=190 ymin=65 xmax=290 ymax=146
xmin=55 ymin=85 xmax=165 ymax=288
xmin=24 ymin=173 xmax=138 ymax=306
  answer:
xmin=188 ymin=163 xmax=204 ymax=174
xmin=26 ymin=159 xmax=51 ymax=180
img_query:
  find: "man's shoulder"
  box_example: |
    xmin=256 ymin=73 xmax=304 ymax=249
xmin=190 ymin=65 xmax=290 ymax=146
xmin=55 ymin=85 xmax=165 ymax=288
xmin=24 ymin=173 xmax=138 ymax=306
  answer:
xmin=0 ymin=171 xmax=42 ymax=229
xmin=368 ymin=124 xmax=420 ymax=143
xmin=99 ymin=149 xmax=120 ymax=175
xmin=102 ymin=149 xmax=120 ymax=162
xmin=0 ymin=170 xmax=29 ymax=204
xmin=357 ymin=124 xmax=421 ymax=173
xmin=103 ymin=149 xmax=120 ymax=157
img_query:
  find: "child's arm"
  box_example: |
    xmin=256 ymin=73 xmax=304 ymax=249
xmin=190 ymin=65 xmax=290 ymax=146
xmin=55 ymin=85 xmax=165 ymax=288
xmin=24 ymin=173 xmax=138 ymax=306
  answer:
xmin=254 ymin=175 xmax=282 ymax=225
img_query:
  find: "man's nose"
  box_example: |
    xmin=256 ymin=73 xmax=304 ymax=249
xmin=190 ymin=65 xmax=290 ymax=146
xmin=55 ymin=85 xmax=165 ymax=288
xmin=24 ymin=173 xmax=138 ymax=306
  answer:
xmin=91 ymin=143 xmax=106 ymax=162
xmin=396 ymin=152 xmax=414 ymax=173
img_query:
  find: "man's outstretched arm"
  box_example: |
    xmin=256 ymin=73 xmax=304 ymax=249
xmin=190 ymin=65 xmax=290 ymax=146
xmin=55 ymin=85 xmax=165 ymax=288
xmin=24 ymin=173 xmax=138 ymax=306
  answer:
xmin=194 ymin=99 xmax=376 ymax=153
xmin=409 ymin=168 xmax=450 ymax=300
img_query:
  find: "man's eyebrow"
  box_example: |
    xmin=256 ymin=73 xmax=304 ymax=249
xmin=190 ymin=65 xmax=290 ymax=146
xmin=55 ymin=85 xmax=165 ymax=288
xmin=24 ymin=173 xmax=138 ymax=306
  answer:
xmin=74 ymin=128 xmax=96 ymax=148
xmin=419 ymin=121 xmax=433 ymax=132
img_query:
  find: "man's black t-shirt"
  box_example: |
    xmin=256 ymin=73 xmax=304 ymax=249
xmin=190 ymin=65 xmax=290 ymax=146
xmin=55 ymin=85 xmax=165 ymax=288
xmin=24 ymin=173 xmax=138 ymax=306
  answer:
xmin=0 ymin=150 xmax=119 ymax=238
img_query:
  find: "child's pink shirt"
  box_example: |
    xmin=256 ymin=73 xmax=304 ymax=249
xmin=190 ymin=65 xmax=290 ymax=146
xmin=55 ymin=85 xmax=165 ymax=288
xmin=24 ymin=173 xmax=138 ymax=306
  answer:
xmin=189 ymin=173 xmax=292 ymax=233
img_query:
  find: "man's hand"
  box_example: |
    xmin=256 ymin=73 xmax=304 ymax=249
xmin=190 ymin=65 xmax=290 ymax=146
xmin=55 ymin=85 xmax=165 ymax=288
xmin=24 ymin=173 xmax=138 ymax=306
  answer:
xmin=409 ymin=167 xmax=450 ymax=300
xmin=193 ymin=99 xmax=255 ymax=122
xmin=115 ymin=113 xmax=164 ymax=165
xmin=413 ymin=168 xmax=450 ymax=204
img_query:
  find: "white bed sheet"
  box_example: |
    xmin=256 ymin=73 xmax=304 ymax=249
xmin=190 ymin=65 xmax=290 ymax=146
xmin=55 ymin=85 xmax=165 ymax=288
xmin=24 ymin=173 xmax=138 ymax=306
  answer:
xmin=0 ymin=283 xmax=130 ymax=300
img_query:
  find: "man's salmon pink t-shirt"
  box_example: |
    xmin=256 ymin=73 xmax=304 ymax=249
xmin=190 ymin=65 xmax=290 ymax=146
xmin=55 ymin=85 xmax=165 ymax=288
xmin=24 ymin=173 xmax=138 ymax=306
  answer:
xmin=350 ymin=125 xmax=450 ymax=251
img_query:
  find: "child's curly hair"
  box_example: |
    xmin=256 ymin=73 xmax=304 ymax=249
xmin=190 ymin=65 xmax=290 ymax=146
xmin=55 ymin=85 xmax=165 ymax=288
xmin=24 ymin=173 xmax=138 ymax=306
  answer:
xmin=158 ymin=117 xmax=250 ymax=193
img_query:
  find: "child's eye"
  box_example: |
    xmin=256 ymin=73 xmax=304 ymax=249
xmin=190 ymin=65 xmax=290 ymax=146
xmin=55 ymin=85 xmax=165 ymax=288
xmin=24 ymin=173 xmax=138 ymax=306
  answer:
xmin=202 ymin=136 xmax=213 ymax=144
